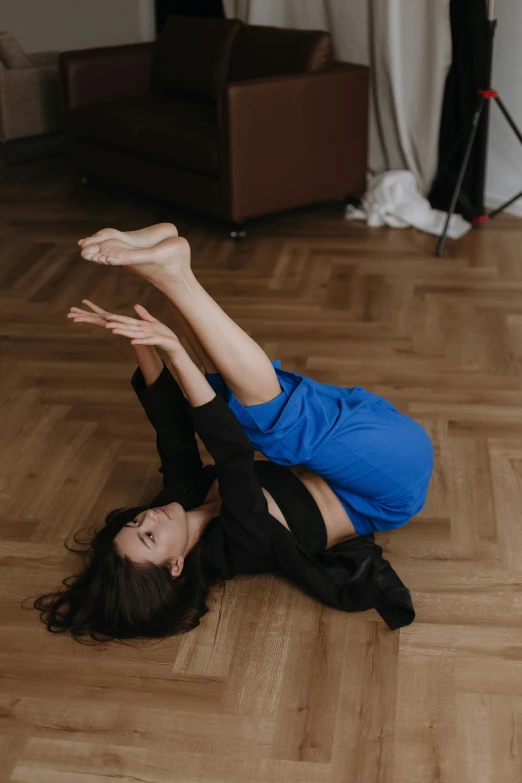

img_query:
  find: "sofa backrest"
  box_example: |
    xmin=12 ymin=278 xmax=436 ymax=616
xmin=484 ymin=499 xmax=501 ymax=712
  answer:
xmin=152 ymin=16 xmax=242 ymax=102
xmin=228 ymin=24 xmax=332 ymax=82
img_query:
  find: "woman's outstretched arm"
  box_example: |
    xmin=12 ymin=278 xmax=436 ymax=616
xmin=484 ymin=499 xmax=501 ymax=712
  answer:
xmin=167 ymin=346 xmax=216 ymax=409
xmin=79 ymin=235 xmax=281 ymax=407
xmin=133 ymin=344 xmax=163 ymax=386
xmin=68 ymin=298 xmax=165 ymax=386
xmin=68 ymin=299 xmax=207 ymax=491
xmin=68 ymin=298 xmax=215 ymax=406
xmin=104 ymin=304 xmax=216 ymax=409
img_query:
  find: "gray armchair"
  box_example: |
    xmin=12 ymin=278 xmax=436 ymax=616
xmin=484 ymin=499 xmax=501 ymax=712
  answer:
xmin=0 ymin=33 xmax=62 ymax=141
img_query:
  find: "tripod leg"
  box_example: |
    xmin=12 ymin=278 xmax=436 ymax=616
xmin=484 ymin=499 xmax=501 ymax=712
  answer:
xmin=436 ymin=99 xmax=485 ymax=257
xmin=486 ymin=97 xmax=522 ymax=220
xmin=488 ymin=188 xmax=522 ymax=220
xmin=494 ymin=97 xmax=522 ymax=146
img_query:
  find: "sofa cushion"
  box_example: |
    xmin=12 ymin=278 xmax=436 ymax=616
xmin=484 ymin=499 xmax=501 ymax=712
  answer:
xmin=229 ymin=25 xmax=332 ymax=82
xmin=0 ymin=31 xmax=31 ymax=69
xmin=152 ymin=16 xmax=242 ymax=102
xmin=69 ymin=96 xmax=153 ymax=151
xmin=69 ymin=95 xmax=219 ymax=176
xmin=135 ymin=101 xmax=219 ymax=175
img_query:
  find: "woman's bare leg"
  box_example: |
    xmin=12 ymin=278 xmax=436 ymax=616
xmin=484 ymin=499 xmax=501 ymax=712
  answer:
xmin=84 ymin=236 xmax=281 ymax=406
xmin=158 ymin=269 xmax=281 ymax=406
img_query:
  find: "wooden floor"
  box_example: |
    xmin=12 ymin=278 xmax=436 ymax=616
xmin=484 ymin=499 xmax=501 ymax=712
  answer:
xmin=1 ymin=152 xmax=522 ymax=783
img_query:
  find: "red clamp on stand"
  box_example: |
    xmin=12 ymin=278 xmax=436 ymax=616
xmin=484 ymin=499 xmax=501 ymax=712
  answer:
xmin=477 ymin=89 xmax=498 ymax=99
xmin=472 ymin=215 xmax=489 ymax=225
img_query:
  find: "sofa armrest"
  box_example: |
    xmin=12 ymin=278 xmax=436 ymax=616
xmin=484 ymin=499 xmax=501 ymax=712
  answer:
xmin=59 ymin=43 xmax=154 ymax=113
xmin=0 ymin=62 xmax=62 ymax=140
xmin=222 ymin=64 xmax=370 ymax=223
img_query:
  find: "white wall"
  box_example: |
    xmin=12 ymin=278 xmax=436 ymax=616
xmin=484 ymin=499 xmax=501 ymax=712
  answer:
xmin=486 ymin=0 xmax=522 ymax=216
xmin=224 ymin=0 xmax=369 ymax=65
xmin=0 ymin=0 xmax=155 ymax=52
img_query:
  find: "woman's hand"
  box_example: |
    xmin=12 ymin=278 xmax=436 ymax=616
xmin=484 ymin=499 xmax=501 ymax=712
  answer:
xmin=68 ymin=300 xmax=180 ymax=353
xmin=67 ymin=299 xmax=115 ymax=328
xmin=68 ymin=300 xmax=167 ymax=385
xmin=104 ymin=305 xmax=215 ymax=405
xmin=104 ymin=305 xmax=183 ymax=354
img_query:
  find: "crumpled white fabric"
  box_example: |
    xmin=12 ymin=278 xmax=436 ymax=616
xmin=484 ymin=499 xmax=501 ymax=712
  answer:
xmin=345 ymin=170 xmax=471 ymax=240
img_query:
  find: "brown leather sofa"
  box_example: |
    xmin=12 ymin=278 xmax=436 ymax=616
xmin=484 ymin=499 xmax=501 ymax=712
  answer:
xmin=59 ymin=16 xmax=369 ymax=233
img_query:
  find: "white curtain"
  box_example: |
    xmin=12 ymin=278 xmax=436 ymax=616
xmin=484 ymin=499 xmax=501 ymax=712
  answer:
xmin=223 ymin=0 xmax=451 ymax=193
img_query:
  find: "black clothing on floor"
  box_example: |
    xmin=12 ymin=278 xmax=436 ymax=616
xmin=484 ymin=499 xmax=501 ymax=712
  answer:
xmin=131 ymin=362 xmax=415 ymax=630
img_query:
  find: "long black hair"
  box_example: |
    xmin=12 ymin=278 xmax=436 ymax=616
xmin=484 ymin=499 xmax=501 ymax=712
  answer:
xmin=33 ymin=506 xmax=212 ymax=644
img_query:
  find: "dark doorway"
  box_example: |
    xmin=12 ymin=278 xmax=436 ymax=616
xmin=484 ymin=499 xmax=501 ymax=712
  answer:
xmin=155 ymin=0 xmax=225 ymax=35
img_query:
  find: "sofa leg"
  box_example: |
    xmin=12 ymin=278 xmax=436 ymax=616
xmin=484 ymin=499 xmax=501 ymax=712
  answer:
xmin=0 ymin=138 xmax=12 ymax=165
xmin=229 ymin=223 xmax=246 ymax=241
xmin=339 ymin=195 xmax=362 ymax=208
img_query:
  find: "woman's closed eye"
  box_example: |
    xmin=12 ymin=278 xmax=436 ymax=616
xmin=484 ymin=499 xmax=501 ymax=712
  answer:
xmin=126 ymin=519 xmax=154 ymax=542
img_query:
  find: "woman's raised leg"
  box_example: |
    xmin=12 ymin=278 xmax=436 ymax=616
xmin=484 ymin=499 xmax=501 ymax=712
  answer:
xmin=169 ymin=305 xmax=218 ymax=375
xmin=83 ymin=236 xmax=281 ymax=406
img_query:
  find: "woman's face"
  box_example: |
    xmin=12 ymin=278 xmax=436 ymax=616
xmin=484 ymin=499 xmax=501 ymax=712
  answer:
xmin=114 ymin=502 xmax=188 ymax=577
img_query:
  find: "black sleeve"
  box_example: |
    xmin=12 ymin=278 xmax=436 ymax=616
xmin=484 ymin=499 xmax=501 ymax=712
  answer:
xmin=131 ymin=362 xmax=203 ymax=495
xmin=189 ymin=393 xmax=273 ymax=572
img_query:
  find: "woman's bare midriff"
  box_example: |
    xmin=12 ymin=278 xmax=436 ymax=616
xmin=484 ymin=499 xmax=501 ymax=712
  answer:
xmin=205 ymin=463 xmax=357 ymax=551
xmin=288 ymin=465 xmax=357 ymax=549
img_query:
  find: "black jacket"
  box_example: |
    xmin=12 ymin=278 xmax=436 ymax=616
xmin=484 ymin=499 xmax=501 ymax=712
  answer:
xmin=132 ymin=363 xmax=415 ymax=630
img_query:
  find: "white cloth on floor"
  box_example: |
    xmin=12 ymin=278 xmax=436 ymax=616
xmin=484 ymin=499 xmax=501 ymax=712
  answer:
xmin=345 ymin=170 xmax=471 ymax=240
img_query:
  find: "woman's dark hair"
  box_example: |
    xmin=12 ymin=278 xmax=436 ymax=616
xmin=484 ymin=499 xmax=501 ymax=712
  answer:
xmin=33 ymin=506 xmax=212 ymax=644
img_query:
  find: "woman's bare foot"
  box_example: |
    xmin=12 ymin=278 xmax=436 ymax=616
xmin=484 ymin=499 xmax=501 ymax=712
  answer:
xmin=81 ymin=235 xmax=191 ymax=280
xmin=78 ymin=223 xmax=178 ymax=258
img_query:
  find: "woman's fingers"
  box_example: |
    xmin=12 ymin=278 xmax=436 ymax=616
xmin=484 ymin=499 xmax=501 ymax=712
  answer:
xmin=70 ymin=305 xmax=131 ymax=324
xmin=108 ymin=326 xmax=151 ymax=339
xmin=103 ymin=313 xmax=143 ymax=326
xmin=130 ymin=337 xmax=160 ymax=346
xmin=133 ymin=304 xmax=157 ymax=322
xmin=81 ymin=299 xmax=106 ymax=315
xmin=105 ymin=320 xmax=145 ymax=332
xmin=109 ymin=329 xmax=145 ymax=338
xmin=68 ymin=303 xmax=165 ymax=341
xmin=69 ymin=316 xmax=107 ymax=327
xmin=70 ymin=303 xmax=159 ymax=328
xmin=67 ymin=311 xmax=101 ymax=321
xmin=68 ymin=310 xmax=105 ymax=323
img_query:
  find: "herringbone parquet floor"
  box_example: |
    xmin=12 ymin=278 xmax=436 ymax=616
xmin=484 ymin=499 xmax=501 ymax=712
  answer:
xmin=1 ymin=152 xmax=522 ymax=783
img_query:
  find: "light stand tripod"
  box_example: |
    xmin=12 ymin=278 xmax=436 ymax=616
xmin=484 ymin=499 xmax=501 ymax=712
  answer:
xmin=435 ymin=0 xmax=522 ymax=257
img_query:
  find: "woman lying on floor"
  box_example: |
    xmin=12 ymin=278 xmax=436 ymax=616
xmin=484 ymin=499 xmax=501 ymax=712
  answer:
xmin=34 ymin=223 xmax=434 ymax=642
